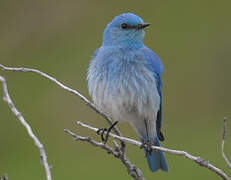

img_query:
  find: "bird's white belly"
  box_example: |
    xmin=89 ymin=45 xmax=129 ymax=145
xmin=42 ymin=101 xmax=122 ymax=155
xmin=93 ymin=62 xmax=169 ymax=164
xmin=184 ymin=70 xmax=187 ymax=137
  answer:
xmin=92 ymin=68 xmax=160 ymax=123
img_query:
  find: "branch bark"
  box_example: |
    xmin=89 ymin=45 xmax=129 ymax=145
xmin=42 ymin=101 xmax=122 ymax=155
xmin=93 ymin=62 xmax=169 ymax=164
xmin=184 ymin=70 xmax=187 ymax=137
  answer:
xmin=0 ymin=76 xmax=52 ymax=180
xmin=0 ymin=64 xmax=122 ymax=137
xmin=73 ymin=120 xmax=231 ymax=180
xmin=0 ymin=64 xmax=125 ymax=150
xmin=0 ymin=64 xmax=135 ymax=177
xmin=64 ymin=129 xmax=145 ymax=180
xmin=1 ymin=64 xmax=230 ymax=180
xmin=222 ymin=117 xmax=231 ymax=169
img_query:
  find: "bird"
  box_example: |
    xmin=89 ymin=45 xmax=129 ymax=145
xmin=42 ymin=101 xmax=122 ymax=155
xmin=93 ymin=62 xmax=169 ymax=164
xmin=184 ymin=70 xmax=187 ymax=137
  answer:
xmin=87 ymin=13 xmax=168 ymax=173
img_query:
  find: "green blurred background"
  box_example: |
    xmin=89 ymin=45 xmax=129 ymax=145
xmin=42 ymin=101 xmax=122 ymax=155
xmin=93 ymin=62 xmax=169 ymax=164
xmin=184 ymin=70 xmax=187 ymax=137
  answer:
xmin=0 ymin=0 xmax=231 ymax=179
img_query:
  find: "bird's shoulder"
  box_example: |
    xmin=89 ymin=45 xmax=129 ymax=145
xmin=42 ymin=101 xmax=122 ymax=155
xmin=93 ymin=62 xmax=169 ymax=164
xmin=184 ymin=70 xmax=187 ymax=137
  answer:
xmin=137 ymin=46 xmax=164 ymax=75
xmin=92 ymin=46 xmax=164 ymax=75
xmin=92 ymin=47 xmax=101 ymax=58
xmin=93 ymin=46 xmax=142 ymax=64
xmin=93 ymin=46 xmax=122 ymax=59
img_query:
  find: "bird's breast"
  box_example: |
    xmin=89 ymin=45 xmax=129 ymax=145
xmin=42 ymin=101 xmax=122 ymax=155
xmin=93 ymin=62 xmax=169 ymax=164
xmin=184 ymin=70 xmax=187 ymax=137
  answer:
xmin=88 ymin=48 xmax=160 ymax=121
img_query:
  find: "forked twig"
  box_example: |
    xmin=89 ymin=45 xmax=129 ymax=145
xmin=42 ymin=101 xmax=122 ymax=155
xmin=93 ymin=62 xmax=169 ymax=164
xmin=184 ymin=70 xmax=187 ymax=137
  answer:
xmin=73 ymin=120 xmax=231 ymax=180
xmin=0 ymin=76 xmax=52 ymax=180
xmin=0 ymin=64 xmax=125 ymax=150
xmin=64 ymin=129 xmax=145 ymax=180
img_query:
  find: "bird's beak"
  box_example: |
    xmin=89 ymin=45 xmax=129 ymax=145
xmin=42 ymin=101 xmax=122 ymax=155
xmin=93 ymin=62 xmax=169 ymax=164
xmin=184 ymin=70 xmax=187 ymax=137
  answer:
xmin=137 ymin=23 xmax=151 ymax=29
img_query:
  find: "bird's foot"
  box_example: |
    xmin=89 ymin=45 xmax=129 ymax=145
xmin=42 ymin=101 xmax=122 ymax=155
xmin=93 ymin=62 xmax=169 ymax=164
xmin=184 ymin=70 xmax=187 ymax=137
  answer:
xmin=96 ymin=121 xmax=119 ymax=144
xmin=96 ymin=128 xmax=107 ymax=142
xmin=140 ymin=140 xmax=153 ymax=156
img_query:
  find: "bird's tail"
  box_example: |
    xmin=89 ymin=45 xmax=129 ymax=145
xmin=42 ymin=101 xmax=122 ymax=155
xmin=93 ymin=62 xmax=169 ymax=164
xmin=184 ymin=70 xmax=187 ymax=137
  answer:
xmin=141 ymin=137 xmax=168 ymax=173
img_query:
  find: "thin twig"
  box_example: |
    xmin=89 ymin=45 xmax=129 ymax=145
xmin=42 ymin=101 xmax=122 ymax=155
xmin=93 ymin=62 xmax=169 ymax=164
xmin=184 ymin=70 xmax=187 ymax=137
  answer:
xmin=64 ymin=129 xmax=119 ymax=155
xmin=0 ymin=76 xmax=52 ymax=180
xmin=0 ymin=64 xmax=120 ymax=135
xmin=0 ymin=64 xmax=125 ymax=149
xmin=64 ymin=129 xmax=145 ymax=180
xmin=0 ymin=64 xmax=135 ymax=178
xmin=1 ymin=63 xmax=230 ymax=180
xmin=76 ymin=120 xmax=231 ymax=180
xmin=222 ymin=117 xmax=231 ymax=169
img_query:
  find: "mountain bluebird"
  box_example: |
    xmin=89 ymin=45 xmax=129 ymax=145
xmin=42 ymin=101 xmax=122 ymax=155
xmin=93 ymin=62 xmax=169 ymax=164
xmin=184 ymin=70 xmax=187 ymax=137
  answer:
xmin=87 ymin=13 xmax=168 ymax=172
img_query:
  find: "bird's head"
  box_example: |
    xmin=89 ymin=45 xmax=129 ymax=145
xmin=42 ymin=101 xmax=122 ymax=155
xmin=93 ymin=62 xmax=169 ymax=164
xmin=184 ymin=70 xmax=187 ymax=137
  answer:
xmin=102 ymin=13 xmax=150 ymax=48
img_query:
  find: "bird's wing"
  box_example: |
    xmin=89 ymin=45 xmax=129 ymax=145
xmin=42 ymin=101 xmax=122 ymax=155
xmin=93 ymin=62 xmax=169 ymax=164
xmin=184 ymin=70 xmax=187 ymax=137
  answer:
xmin=93 ymin=47 xmax=100 ymax=58
xmin=141 ymin=46 xmax=165 ymax=141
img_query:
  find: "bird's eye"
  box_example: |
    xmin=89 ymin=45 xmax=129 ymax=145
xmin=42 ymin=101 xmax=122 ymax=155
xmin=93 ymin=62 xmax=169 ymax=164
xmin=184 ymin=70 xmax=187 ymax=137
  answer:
xmin=121 ymin=23 xmax=128 ymax=29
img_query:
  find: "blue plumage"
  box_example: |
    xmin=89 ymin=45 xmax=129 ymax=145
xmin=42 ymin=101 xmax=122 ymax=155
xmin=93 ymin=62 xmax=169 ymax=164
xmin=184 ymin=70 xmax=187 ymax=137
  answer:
xmin=87 ymin=13 xmax=168 ymax=173
xmin=142 ymin=136 xmax=168 ymax=172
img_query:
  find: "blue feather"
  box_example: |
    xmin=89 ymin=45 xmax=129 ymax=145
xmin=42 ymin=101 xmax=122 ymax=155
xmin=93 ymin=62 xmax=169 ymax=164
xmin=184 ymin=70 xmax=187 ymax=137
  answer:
xmin=141 ymin=137 xmax=168 ymax=172
xmin=141 ymin=46 xmax=165 ymax=138
xmin=87 ymin=13 xmax=169 ymax=173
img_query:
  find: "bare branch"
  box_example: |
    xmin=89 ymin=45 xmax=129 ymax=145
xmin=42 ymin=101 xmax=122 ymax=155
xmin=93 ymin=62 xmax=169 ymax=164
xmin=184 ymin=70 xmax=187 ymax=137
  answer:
xmin=64 ymin=129 xmax=119 ymax=155
xmin=76 ymin=120 xmax=231 ymax=180
xmin=64 ymin=129 xmax=145 ymax=180
xmin=1 ymin=63 xmax=230 ymax=180
xmin=0 ymin=64 xmax=126 ymax=152
xmin=0 ymin=64 xmax=133 ymax=177
xmin=222 ymin=117 xmax=231 ymax=169
xmin=0 ymin=76 xmax=52 ymax=180
xmin=0 ymin=64 xmax=123 ymax=139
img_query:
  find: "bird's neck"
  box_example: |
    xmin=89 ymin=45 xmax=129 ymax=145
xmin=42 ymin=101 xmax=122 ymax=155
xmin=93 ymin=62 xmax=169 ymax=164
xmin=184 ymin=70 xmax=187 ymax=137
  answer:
xmin=103 ymin=39 xmax=143 ymax=49
xmin=103 ymin=33 xmax=144 ymax=49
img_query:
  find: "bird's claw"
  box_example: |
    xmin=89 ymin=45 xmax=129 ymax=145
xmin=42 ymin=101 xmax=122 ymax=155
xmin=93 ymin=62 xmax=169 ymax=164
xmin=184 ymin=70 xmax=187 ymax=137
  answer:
xmin=96 ymin=128 xmax=108 ymax=142
xmin=140 ymin=140 xmax=153 ymax=156
xmin=96 ymin=121 xmax=119 ymax=144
